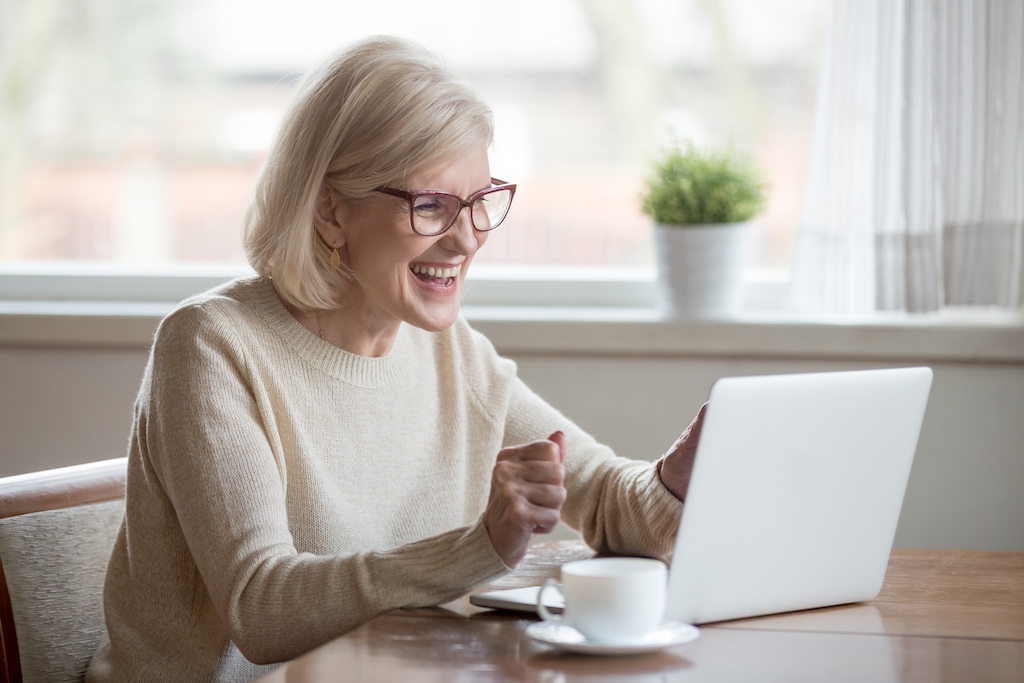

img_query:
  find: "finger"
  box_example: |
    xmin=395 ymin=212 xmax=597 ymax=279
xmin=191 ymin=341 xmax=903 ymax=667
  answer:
xmin=490 ymin=494 xmax=562 ymax=536
xmin=548 ymin=431 xmax=566 ymax=463
xmin=491 ymin=457 xmax=564 ymax=486
xmin=491 ymin=475 xmax=565 ymax=511
xmin=497 ymin=438 xmax=563 ymax=463
xmin=527 ymin=505 xmax=563 ymax=535
xmin=517 ymin=459 xmax=565 ymax=486
xmin=532 ymin=517 xmax=561 ymax=535
xmin=683 ymin=403 xmax=708 ymax=443
xmin=693 ymin=401 xmax=708 ymax=427
xmin=663 ymin=403 xmax=709 ymax=459
xmin=519 ymin=482 xmax=567 ymax=509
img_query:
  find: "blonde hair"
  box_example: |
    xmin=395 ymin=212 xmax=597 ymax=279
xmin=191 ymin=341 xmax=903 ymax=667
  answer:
xmin=243 ymin=36 xmax=494 ymax=311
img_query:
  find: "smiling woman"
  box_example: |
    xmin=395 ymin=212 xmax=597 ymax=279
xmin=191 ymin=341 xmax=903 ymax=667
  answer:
xmin=240 ymin=37 xmax=500 ymax=352
xmin=302 ymin=150 xmax=499 ymax=355
xmin=82 ymin=35 xmax=706 ymax=682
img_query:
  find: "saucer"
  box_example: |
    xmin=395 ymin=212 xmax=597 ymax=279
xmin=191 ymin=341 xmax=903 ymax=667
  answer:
xmin=525 ymin=621 xmax=700 ymax=656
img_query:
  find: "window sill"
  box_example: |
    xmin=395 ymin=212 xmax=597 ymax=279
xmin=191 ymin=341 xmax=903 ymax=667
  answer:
xmin=2 ymin=263 xmax=1020 ymax=362
xmin=465 ymin=305 xmax=1024 ymax=364
xmin=2 ymin=299 xmax=1022 ymax=364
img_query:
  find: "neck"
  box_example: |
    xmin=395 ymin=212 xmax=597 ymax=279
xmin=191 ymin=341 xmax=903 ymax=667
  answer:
xmin=315 ymin=307 xmax=400 ymax=357
xmin=273 ymin=284 xmax=400 ymax=358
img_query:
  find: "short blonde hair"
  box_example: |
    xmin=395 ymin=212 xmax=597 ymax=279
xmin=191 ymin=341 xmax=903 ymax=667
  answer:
xmin=243 ymin=36 xmax=494 ymax=311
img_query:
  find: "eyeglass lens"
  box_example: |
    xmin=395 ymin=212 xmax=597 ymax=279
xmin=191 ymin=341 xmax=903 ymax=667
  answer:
xmin=411 ymin=188 xmax=513 ymax=235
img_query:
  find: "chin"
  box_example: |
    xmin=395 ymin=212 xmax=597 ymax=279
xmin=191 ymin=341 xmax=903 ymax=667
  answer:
xmin=409 ymin=306 xmax=461 ymax=333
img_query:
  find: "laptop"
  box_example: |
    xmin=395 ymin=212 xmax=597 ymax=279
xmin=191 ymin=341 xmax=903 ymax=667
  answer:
xmin=470 ymin=367 xmax=933 ymax=624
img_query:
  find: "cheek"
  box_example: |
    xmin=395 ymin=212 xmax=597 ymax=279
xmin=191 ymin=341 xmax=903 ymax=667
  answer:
xmin=348 ymin=223 xmax=416 ymax=271
xmin=472 ymin=229 xmax=490 ymax=254
xmin=341 ymin=200 xmax=408 ymax=249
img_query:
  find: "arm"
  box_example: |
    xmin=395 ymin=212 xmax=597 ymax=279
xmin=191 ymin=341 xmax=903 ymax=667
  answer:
xmin=500 ymin=377 xmax=688 ymax=560
xmin=141 ymin=305 xmax=507 ymax=664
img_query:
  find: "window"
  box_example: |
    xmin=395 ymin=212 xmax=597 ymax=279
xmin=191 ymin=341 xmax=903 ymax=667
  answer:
xmin=0 ymin=0 xmax=823 ymax=285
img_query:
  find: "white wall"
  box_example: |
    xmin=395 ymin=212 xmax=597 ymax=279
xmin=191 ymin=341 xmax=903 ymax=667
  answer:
xmin=509 ymin=354 xmax=1024 ymax=552
xmin=2 ymin=313 xmax=1022 ymax=551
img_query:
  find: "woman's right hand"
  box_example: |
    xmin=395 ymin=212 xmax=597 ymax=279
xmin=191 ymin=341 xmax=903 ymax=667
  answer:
xmin=483 ymin=432 xmax=567 ymax=567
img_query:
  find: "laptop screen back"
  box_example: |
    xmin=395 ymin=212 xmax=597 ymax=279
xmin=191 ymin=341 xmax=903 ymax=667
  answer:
xmin=665 ymin=367 xmax=933 ymax=624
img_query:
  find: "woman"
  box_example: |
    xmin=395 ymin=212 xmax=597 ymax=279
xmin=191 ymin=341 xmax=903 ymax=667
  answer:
xmin=87 ymin=36 xmax=704 ymax=682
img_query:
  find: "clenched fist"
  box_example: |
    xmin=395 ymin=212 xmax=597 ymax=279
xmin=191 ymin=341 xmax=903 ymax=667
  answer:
xmin=483 ymin=431 xmax=567 ymax=567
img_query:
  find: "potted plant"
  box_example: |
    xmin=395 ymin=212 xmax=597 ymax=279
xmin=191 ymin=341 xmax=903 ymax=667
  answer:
xmin=640 ymin=141 xmax=767 ymax=318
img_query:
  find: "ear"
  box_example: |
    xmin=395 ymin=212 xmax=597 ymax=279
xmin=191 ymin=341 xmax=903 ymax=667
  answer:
xmin=313 ymin=183 xmax=346 ymax=248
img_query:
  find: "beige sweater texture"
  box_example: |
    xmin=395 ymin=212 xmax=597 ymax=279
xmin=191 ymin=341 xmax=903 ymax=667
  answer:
xmin=86 ymin=277 xmax=682 ymax=682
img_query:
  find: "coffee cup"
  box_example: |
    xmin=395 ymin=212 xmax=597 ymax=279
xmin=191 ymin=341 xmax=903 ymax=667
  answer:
xmin=536 ymin=557 xmax=667 ymax=644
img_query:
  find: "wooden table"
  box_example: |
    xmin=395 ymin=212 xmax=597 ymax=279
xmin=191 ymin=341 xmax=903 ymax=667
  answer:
xmin=256 ymin=542 xmax=1024 ymax=682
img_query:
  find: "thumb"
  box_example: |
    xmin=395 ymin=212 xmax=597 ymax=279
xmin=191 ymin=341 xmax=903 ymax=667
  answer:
xmin=548 ymin=431 xmax=566 ymax=463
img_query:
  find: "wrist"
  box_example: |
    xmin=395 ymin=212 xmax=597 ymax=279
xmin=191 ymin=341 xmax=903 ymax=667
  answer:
xmin=656 ymin=456 xmax=690 ymax=502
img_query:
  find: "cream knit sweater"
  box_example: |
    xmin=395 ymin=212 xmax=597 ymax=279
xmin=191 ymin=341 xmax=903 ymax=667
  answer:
xmin=86 ymin=277 xmax=683 ymax=682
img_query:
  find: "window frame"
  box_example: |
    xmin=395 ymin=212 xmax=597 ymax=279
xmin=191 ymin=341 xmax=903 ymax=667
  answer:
xmin=2 ymin=266 xmax=1022 ymax=369
xmin=0 ymin=264 xmax=791 ymax=311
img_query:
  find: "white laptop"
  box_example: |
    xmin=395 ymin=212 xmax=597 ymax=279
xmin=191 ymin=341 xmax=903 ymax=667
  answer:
xmin=470 ymin=367 xmax=933 ymax=624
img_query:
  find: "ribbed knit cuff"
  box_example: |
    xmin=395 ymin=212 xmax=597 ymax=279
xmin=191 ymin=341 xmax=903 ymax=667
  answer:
xmin=637 ymin=463 xmax=685 ymax=558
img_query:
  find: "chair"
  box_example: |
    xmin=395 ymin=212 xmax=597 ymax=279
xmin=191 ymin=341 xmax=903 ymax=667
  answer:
xmin=0 ymin=459 xmax=126 ymax=683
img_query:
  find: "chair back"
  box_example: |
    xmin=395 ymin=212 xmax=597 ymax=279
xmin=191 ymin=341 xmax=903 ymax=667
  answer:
xmin=0 ymin=459 xmax=126 ymax=683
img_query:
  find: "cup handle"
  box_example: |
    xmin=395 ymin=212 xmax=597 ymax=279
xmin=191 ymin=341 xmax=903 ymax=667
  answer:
xmin=536 ymin=578 xmax=563 ymax=622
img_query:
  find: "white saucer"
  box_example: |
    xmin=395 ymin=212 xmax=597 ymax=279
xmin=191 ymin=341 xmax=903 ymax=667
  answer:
xmin=525 ymin=621 xmax=700 ymax=656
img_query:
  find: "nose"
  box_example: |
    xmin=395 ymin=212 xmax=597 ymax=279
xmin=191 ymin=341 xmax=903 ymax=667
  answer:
xmin=440 ymin=206 xmax=484 ymax=255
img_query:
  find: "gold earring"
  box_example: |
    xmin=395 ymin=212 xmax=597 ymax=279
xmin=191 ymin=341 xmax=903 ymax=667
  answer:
xmin=329 ymin=241 xmax=341 ymax=271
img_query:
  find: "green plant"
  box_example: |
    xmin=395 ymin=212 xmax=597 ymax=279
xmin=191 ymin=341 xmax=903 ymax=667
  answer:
xmin=640 ymin=142 xmax=767 ymax=225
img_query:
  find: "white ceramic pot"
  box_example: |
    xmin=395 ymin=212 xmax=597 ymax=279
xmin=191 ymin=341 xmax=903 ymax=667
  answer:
xmin=654 ymin=222 xmax=748 ymax=318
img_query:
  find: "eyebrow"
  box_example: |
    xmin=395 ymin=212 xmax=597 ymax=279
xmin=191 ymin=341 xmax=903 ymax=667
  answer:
xmin=394 ymin=178 xmax=501 ymax=197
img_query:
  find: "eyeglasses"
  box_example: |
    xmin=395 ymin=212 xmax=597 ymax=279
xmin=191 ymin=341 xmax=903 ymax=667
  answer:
xmin=375 ymin=177 xmax=516 ymax=236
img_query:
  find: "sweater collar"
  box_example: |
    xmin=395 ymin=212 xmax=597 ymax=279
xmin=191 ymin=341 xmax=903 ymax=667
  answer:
xmin=248 ymin=277 xmax=414 ymax=388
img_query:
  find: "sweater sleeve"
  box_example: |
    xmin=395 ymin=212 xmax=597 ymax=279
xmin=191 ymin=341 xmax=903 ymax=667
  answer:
xmin=504 ymin=377 xmax=683 ymax=560
xmin=141 ymin=303 xmax=509 ymax=665
xmin=456 ymin=321 xmax=683 ymax=560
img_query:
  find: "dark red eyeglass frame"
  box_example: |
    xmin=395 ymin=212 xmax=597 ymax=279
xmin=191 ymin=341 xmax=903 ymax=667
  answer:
xmin=374 ymin=177 xmax=517 ymax=236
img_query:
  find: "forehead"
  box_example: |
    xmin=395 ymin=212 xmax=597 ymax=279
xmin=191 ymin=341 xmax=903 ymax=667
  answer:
xmin=405 ymin=147 xmax=491 ymax=192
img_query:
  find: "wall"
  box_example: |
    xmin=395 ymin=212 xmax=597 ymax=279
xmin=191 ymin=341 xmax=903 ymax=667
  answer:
xmin=1 ymin=311 xmax=1022 ymax=551
xmin=510 ymin=354 xmax=1024 ymax=552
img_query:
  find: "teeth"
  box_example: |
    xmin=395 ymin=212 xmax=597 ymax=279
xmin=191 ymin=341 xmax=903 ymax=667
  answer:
xmin=411 ymin=263 xmax=461 ymax=279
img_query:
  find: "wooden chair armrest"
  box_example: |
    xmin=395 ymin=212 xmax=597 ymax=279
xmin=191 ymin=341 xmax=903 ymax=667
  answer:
xmin=0 ymin=459 xmax=127 ymax=520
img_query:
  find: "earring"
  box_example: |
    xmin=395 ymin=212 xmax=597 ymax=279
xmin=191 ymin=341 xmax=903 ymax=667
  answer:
xmin=329 ymin=241 xmax=341 ymax=271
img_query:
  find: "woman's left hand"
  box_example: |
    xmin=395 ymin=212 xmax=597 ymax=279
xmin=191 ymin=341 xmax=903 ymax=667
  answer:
xmin=658 ymin=403 xmax=708 ymax=501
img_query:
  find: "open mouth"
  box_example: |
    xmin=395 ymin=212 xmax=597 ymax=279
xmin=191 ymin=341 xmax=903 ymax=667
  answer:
xmin=410 ymin=263 xmax=461 ymax=287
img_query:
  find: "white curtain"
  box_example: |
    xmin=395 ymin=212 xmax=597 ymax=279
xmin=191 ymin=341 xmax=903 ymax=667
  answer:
xmin=790 ymin=0 xmax=1024 ymax=313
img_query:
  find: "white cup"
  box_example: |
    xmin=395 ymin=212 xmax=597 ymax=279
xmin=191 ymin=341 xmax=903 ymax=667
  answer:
xmin=536 ymin=557 xmax=667 ymax=644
